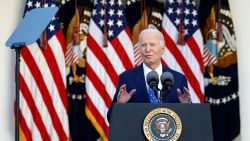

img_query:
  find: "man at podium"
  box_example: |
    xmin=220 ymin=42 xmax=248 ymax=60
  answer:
xmin=107 ymin=28 xmax=191 ymax=121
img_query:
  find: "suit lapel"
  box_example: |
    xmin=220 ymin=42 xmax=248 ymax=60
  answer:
xmin=135 ymin=65 xmax=150 ymax=102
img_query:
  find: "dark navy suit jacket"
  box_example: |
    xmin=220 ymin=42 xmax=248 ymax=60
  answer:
xmin=107 ymin=64 xmax=188 ymax=121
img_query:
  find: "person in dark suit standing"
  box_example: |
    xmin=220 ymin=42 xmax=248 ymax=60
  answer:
xmin=107 ymin=28 xmax=191 ymax=121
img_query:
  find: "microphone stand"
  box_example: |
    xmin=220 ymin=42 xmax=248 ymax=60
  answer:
xmin=159 ymin=90 xmax=163 ymax=103
xmin=152 ymin=88 xmax=163 ymax=103
xmin=160 ymin=86 xmax=172 ymax=103
xmin=152 ymin=86 xmax=161 ymax=103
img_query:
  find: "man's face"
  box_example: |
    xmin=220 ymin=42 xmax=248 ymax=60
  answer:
xmin=139 ymin=32 xmax=164 ymax=68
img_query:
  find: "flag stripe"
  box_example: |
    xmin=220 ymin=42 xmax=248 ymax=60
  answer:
xmin=20 ymin=47 xmax=67 ymax=140
xmin=133 ymin=44 xmax=142 ymax=66
xmin=49 ymin=31 xmax=67 ymax=85
xmin=86 ymin=62 xmax=112 ymax=107
xmin=162 ymin=29 xmax=204 ymax=102
xmin=65 ymin=47 xmax=73 ymax=59
xmin=134 ymin=56 xmax=142 ymax=64
xmin=85 ymin=78 xmax=109 ymax=126
xmin=24 ymin=42 xmax=68 ymax=139
xmin=186 ymin=36 xmax=204 ymax=74
xmin=86 ymin=76 xmax=110 ymax=123
xmin=203 ymin=46 xmax=217 ymax=66
xmin=65 ymin=49 xmax=73 ymax=61
xmin=208 ymin=58 xmax=217 ymax=66
xmin=42 ymin=43 xmax=68 ymax=111
xmin=111 ymin=37 xmax=133 ymax=70
xmin=19 ymin=92 xmax=43 ymax=140
xmin=20 ymin=54 xmax=59 ymax=140
xmin=40 ymin=42 xmax=69 ymax=137
xmin=55 ymin=30 xmax=66 ymax=54
xmin=86 ymin=48 xmax=116 ymax=98
xmin=85 ymin=94 xmax=109 ymax=138
xmin=124 ymin=26 xmax=133 ymax=41
xmin=205 ymin=54 xmax=213 ymax=64
xmin=116 ymin=27 xmax=134 ymax=66
xmin=161 ymin=58 xmax=168 ymax=67
xmin=134 ymin=50 xmax=140 ymax=56
xmin=87 ymin=34 xmax=119 ymax=85
xmin=20 ymin=75 xmax=50 ymax=141
xmin=65 ymin=46 xmax=79 ymax=66
xmin=19 ymin=110 xmax=32 ymax=141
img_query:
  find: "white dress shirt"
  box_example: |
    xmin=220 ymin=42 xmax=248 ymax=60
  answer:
xmin=143 ymin=63 xmax=163 ymax=91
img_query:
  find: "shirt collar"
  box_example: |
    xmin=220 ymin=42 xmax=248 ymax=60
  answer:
xmin=143 ymin=63 xmax=162 ymax=76
xmin=143 ymin=63 xmax=163 ymax=89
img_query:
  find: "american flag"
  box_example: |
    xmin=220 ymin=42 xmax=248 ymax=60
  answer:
xmin=161 ymin=0 xmax=204 ymax=102
xmin=86 ymin=0 xmax=134 ymax=140
xmin=18 ymin=0 xmax=69 ymax=140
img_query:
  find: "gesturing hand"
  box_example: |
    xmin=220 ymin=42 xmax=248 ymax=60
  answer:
xmin=177 ymin=87 xmax=192 ymax=103
xmin=117 ymin=84 xmax=136 ymax=103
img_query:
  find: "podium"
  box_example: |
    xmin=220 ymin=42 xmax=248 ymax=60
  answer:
xmin=109 ymin=103 xmax=213 ymax=141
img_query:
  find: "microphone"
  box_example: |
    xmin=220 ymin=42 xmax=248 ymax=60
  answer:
xmin=160 ymin=72 xmax=174 ymax=93
xmin=146 ymin=71 xmax=159 ymax=97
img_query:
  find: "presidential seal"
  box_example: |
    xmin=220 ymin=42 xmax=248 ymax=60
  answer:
xmin=143 ymin=108 xmax=182 ymax=141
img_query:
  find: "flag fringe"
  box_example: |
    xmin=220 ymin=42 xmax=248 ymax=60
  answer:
xmin=20 ymin=127 xmax=27 ymax=141
xmin=85 ymin=107 xmax=108 ymax=141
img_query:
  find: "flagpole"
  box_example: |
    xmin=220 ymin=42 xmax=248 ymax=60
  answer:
xmin=14 ymin=46 xmax=22 ymax=141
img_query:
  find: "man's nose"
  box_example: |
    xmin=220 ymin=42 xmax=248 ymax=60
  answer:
xmin=145 ymin=44 xmax=151 ymax=52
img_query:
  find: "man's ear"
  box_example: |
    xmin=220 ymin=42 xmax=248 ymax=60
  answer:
xmin=160 ymin=46 xmax=165 ymax=55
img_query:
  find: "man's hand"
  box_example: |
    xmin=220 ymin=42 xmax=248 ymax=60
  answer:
xmin=177 ymin=87 xmax=192 ymax=103
xmin=117 ymin=84 xmax=136 ymax=103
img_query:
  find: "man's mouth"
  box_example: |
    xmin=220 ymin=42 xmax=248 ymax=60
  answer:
xmin=145 ymin=54 xmax=153 ymax=57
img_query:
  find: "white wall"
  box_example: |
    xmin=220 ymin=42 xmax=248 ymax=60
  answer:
xmin=229 ymin=0 xmax=250 ymax=141
xmin=0 ymin=0 xmax=250 ymax=140
xmin=0 ymin=0 xmax=25 ymax=140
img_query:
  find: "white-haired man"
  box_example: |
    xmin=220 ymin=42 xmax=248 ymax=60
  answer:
xmin=107 ymin=28 xmax=191 ymax=121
